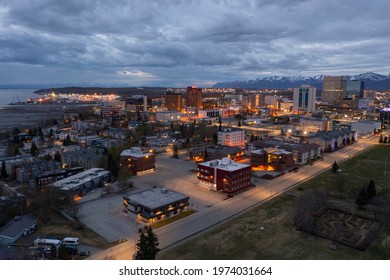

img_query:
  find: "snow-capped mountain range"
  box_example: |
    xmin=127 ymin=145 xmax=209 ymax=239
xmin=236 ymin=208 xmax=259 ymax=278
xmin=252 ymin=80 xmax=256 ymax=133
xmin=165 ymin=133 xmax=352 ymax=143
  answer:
xmin=213 ymin=72 xmax=390 ymax=90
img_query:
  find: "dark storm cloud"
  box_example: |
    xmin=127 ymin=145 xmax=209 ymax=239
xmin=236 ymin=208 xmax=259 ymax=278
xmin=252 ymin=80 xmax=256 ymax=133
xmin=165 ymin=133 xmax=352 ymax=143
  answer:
xmin=0 ymin=0 xmax=389 ymax=86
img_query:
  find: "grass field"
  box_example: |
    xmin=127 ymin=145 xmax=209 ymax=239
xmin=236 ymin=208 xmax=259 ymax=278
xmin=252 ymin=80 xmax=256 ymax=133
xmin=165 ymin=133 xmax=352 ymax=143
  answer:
xmin=36 ymin=209 xmax=110 ymax=249
xmin=159 ymin=145 xmax=390 ymax=260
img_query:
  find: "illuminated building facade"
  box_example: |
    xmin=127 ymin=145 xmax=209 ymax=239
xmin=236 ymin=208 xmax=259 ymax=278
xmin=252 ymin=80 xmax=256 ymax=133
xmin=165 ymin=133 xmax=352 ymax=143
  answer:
xmin=250 ymin=148 xmax=295 ymax=173
xmin=52 ymin=168 xmax=111 ymax=201
xmin=120 ymin=147 xmax=155 ymax=175
xmin=186 ymin=86 xmax=202 ymax=109
xmin=299 ymin=117 xmax=331 ymax=132
xmin=293 ymin=85 xmax=316 ymax=114
xmin=165 ymin=91 xmax=182 ymax=111
xmin=197 ymin=158 xmax=251 ymax=193
xmin=123 ymin=187 xmax=190 ymax=224
xmin=218 ymin=128 xmax=245 ymax=147
xmin=321 ymin=76 xmax=347 ymax=104
xmin=380 ymin=108 xmax=390 ymax=128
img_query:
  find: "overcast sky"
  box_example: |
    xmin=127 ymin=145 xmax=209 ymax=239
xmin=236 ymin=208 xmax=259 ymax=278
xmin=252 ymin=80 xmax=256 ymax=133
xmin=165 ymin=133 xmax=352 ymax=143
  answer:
xmin=0 ymin=0 xmax=389 ymax=87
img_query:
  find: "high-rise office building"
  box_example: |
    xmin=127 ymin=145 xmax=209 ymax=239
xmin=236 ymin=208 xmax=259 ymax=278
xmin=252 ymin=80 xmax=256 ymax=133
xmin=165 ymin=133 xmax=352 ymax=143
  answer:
xmin=186 ymin=86 xmax=202 ymax=109
xmin=165 ymin=91 xmax=182 ymax=111
xmin=293 ymin=85 xmax=316 ymax=114
xmin=321 ymin=76 xmax=347 ymax=104
xmin=345 ymin=80 xmax=365 ymax=99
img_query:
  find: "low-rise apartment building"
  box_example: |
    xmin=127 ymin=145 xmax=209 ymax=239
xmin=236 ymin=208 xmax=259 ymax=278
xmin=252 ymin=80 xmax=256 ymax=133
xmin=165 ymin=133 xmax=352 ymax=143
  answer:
xmin=52 ymin=168 xmax=111 ymax=201
xmin=249 ymin=139 xmax=322 ymax=165
xmin=218 ymin=128 xmax=245 ymax=147
xmin=197 ymin=158 xmax=251 ymax=193
xmin=123 ymin=187 xmax=190 ymax=224
xmin=120 ymin=147 xmax=155 ymax=175
xmin=251 ymin=148 xmax=295 ymax=173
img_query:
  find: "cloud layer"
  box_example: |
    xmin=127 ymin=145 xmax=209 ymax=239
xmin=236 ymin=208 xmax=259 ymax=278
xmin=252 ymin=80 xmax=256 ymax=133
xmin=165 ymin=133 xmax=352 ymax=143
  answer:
xmin=0 ymin=0 xmax=389 ymax=87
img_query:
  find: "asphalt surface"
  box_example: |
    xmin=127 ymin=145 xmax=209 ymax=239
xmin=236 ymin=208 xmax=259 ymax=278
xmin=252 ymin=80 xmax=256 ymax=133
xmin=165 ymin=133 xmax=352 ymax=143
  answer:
xmin=88 ymin=135 xmax=380 ymax=260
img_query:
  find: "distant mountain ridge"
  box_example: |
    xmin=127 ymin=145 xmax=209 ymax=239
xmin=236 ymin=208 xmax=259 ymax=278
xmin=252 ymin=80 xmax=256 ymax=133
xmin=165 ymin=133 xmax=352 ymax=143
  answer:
xmin=213 ymin=72 xmax=390 ymax=90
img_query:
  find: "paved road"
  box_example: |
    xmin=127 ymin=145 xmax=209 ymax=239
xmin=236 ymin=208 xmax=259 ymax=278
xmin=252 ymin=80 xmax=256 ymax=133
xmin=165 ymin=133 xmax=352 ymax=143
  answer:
xmin=89 ymin=135 xmax=380 ymax=260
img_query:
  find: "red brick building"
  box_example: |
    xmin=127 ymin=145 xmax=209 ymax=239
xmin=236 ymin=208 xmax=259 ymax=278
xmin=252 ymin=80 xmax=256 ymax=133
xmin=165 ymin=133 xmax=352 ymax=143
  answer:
xmin=186 ymin=86 xmax=202 ymax=109
xmin=250 ymin=148 xmax=295 ymax=173
xmin=120 ymin=147 xmax=155 ymax=175
xmin=165 ymin=91 xmax=182 ymax=111
xmin=197 ymin=158 xmax=251 ymax=193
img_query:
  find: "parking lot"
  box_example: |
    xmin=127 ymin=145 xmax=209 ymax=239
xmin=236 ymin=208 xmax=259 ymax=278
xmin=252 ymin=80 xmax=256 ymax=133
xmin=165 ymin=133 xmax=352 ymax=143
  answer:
xmin=78 ymin=153 xmax=227 ymax=242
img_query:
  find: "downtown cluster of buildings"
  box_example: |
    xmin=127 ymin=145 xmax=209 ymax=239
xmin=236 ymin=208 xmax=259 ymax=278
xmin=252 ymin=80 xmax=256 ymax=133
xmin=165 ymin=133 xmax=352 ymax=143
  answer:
xmin=1 ymin=76 xmax=390 ymax=254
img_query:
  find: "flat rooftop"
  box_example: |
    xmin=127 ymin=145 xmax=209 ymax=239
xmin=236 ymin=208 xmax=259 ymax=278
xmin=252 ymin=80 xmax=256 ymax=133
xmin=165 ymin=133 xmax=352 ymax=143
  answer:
xmin=198 ymin=158 xmax=250 ymax=171
xmin=120 ymin=147 xmax=153 ymax=158
xmin=251 ymin=148 xmax=291 ymax=155
xmin=124 ymin=187 xmax=189 ymax=210
xmin=52 ymin=168 xmax=110 ymax=191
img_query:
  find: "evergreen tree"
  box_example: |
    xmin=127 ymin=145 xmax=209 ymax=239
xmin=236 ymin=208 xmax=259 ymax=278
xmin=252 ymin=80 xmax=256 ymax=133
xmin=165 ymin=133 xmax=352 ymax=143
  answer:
xmin=237 ymin=119 xmax=242 ymax=127
xmin=135 ymin=231 xmax=148 ymax=260
xmin=334 ymin=141 xmax=339 ymax=150
xmin=107 ymin=153 xmax=119 ymax=178
xmin=328 ymin=143 xmax=332 ymax=152
xmin=379 ymin=134 xmax=383 ymax=144
xmin=135 ymin=227 xmax=160 ymax=260
xmin=367 ymin=180 xmax=376 ymax=199
xmin=332 ymin=161 xmax=339 ymax=173
xmin=54 ymin=151 xmax=62 ymax=163
xmin=212 ymin=133 xmax=218 ymax=145
xmin=218 ymin=115 xmax=222 ymax=131
xmin=13 ymin=147 xmax=20 ymax=156
xmin=355 ymin=187 xmax=369 ymax=208
xmin=63 ymin=134 xmax=72 ymax=146
xmin=31 ymin=142 xmax=39 ymax=156
xmin=172 ymin=145 xmax=179 ymax=159
xmin=12 ymin=127 xmax=21 ymax=135
xmin=1 ymin=160 xmax=8 ymax=179
xmin=44 ymin=154 xmax=52 ymax=161
xmin=38 ymin=127 xmax=43 ymax=138
xmin=13 ymin=135 xmax=20 ymax=144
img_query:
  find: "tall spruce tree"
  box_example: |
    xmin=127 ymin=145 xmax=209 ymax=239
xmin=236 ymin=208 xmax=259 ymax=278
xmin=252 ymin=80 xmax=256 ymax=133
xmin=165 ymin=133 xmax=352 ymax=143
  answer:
xmin=332 ymin=161 xmax=339 ymax=173
xmin=367 ymin=180 xmax=376 ymax=199
xmin=135 ymin=227 xmax=160 ymax=260
xmin=54 ymin=151 xmax=62 ymax=163
xmin=31 ymin=142 xmax=39 ymax=156
xmin=355 ymin=187 xmax=369 ymax=208
xmin=1 ymin=160 xmax=8 ymax=179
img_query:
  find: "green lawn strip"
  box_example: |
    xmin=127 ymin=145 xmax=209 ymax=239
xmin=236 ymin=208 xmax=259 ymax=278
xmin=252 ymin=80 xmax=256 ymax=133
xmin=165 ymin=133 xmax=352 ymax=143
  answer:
xmin=159 ymin=145 xmax=390 ymax=260
xmin=152 ymin=210 xmax=197 ymax=229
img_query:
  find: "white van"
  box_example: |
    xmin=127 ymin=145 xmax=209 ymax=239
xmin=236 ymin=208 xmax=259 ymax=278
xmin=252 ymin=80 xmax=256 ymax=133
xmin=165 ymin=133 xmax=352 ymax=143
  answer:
xmin=62 ymin=237 xmax=79 ymax=248
xmin=33 ymin=238 xmax=62 ymax=250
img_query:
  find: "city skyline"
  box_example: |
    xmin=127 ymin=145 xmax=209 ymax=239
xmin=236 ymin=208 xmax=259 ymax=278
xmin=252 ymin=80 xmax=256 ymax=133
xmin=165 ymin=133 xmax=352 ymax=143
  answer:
xmin=1 ymin=0 xmax=390 ymax=87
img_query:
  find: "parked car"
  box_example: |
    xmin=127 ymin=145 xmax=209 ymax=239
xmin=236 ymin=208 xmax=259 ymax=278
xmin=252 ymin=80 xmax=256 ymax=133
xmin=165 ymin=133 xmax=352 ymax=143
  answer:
xmin=79 ymin=249 xmax=90 ymax=257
